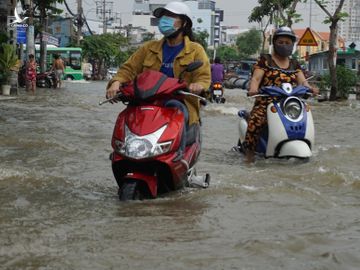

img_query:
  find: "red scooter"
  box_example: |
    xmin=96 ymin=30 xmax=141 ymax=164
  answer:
xmin=100 ymin=62 xmax=210 ymax=200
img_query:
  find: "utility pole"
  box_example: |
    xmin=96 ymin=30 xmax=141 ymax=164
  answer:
xmin=309 ymin=0 xmax=312 ymax=28
xmin=306 ymin=0 xmax=312 ymax=64
xmin=25 ymin=0 xmax=35 ymax=57
xmin=96 ymin=0 xmax=113 ymax=34
xmin=269 ymin=13 xmax=273 ymax=54
xmin=77 ymin=0 xmax=83 ymax=45
xmin=102 ymin=0 xmax=106 ymax=33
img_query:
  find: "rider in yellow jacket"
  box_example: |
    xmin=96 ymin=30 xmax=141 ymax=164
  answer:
xmin=106 ymin=1 xmax=210 ymax=126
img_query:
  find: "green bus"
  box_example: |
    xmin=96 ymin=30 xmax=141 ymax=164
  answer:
xmin=35 ymin=46 xmax=83 ymax=80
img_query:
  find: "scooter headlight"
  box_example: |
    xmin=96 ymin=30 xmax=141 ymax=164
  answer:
xmin=283 ymin=98 xmax=303 ymax=121
xmin=126 ymin=137 xmax=153 ymax=159
xmin=115 ymin=125 xmax=172 ymax=159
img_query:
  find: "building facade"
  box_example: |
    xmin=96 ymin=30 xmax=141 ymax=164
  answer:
xmin=48 ymin=17 xmax=74 ymax=47
xmin=333 ymin=0 xmax=360 ymax=42
xmin=309 ymin=47 xmax=360 ymax=75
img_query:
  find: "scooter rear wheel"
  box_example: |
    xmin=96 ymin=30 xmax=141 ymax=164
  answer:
xmin=119 ymin=180 xmax=142 ymax=201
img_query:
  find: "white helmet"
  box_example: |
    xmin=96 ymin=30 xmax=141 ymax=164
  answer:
xmin=153 ymin=1 xmax=192 ymax=27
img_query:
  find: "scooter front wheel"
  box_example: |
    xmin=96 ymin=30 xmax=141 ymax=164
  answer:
xmin=118 ymin=180 xmax=142 ymax=201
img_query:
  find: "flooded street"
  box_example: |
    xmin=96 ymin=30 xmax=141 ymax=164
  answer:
xmin=1 ymin=81 xmax=360 ymax=270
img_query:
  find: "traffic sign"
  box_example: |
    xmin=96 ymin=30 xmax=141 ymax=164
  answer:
xmin=298 ymin=27 xmax=318 ymax=46
xmin=17 ymin=25 xmax=27 ymax=44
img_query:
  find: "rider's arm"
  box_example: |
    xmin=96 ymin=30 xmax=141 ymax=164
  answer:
xmin=296 ymin=70 xmax=319 ymax=95
xmin=107 ymin=45 xmax=148 ymax=87
xmin=106 ymin=43 xmax=150 ymax=98
xmin=188 ymin=43 xmax=211 ymax=95
xmin=248 ymin=68 xmax=265 ymax=96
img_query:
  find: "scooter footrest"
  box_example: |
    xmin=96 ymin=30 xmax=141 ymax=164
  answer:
xmin=188 ymin=174 xmax=210 ymax=188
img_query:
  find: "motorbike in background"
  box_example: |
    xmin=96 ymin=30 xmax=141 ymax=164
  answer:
xmin=210 ymin=82 xmax=225 ymax=103
xmin=18 ymin=65 xmax=57 ymax=89
xmin=100 ymin=61 xmax=210 ymax=201
xmin=236 ymin=83 xmax=315 ymax=159
xmin=36 ymin=71 xmax=57 ymax=88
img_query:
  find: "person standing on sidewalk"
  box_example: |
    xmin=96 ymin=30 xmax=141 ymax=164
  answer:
xmin=25 ymin=54 xmax=37 ymax=94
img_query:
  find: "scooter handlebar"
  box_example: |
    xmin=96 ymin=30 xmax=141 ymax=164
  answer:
xmin=99 ymin=92 xmax=123 ymax=105
xmin=176 ymin=90 xmax=208 ymax=105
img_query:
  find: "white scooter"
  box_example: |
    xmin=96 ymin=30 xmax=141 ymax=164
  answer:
xmin=236 ymin=83 xmax=315 ymax=159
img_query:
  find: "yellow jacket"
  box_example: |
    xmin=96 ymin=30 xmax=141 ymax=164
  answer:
xmin=108 ymin=36 xmax=211 ymax=125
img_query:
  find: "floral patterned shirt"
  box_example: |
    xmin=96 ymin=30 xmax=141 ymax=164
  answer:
xmin=254 ymin=54 xmax=302 ymax=87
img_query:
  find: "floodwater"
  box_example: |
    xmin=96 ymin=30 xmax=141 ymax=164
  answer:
xmin=1 ymin=81 xmax=359 ymax=270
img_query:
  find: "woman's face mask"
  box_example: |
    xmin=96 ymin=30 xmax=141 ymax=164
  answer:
xmin=158 ymin=16 xmax=179 ymax=37
xmin=273 ymin=39 xmax=294 ymax=57
xmin=274 ymin=43 xmax=294 ymax=57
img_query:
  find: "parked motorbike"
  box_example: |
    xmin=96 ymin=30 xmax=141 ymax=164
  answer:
xmin=18 ymin=64 xmax=26 ymax=88
xmin=36 ymin=71 xmax=57 ymax=88
xmin=100 ymin=61 xmax=210 ymax=201
xmin=210 ymin=82 xmax=225 ymax=103
xmin=236 ymin=83 xmax=315 ymax=159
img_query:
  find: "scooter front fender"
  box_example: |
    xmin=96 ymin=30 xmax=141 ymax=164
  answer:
xmin=278 ymin=140 xmax=312 ymax=158
xmin=123 ymin=172 xmax=158 ymax=198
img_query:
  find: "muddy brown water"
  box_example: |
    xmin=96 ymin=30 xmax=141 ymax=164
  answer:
xmin=1 ymin=81 xmax=359 ymax=270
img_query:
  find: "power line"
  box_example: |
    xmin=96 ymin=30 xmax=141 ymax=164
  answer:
xmin=64 ymin=0 xmax=93 ymax=36
xmin=63 ymin=0 xmax=77 ymax=17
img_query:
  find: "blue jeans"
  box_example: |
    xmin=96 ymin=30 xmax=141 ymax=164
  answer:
xmin=164 ymin=99 xmax=189 ymax=152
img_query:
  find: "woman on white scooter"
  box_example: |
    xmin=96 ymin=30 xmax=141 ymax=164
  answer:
xmin=106 ymin=1 xmax=211 ymax=155
xmin=244 ymin=26 xmax=319 ymax=162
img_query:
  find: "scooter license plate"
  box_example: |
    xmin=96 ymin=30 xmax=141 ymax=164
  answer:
xmin=214 ymin=90 xmax=222 ymax=95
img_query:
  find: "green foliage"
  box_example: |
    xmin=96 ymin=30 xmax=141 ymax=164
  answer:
xmin=20 ymin=0 xmax=64 ymax=17
xmin=0 ymin=44 xmax=18 ymax=85
xmin=236 ymin=29 xmax=262 ymax=58
xmin=193 ymin=30 xmax=209 ymax=50
xmin=321 ymin=65 xmax=358 ymax=99
xmin=216 ymin=45 xmax=240 ymax=62
xmin=80 ymin=33 xmax=128 ymax=68
xmin=249 ymin=0 xmax=303 ymax=26
xmin=0 ymin=31 xmax=9 ymax=44
xmin=142 ymin=32 xmax=155 ymax=42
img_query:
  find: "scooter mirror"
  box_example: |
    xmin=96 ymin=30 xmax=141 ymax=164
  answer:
xmin=186 ymin=61 xmax=203 ymax=72
xmin=178 ymin=61 xmax=203 ymax=82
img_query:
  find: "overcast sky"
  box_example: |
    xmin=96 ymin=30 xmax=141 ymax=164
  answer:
xmin=63 ymin=0 xmax=330 ymax=33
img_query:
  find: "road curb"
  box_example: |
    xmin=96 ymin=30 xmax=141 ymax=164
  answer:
xmin=0 ymin=96 xmax=17 ymax=101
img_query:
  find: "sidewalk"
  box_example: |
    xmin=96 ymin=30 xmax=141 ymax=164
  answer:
xmin=0 ymin=95 xmax=17 ymax=101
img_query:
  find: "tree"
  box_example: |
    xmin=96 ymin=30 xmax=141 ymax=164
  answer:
xmin=313 ymin=0 xmax=347 ymax=101
xmin=80 ymin=33 xmax=127 ymax=80
xmin=236 ymin=29 xmax=262 ymax=59
xmin=193 ymin=30 xmax=209 ymax=50
xmin=142 ymin=32 xmax=155 ymax=42
xmin=216 ymin=45 xmax=240 ymax=62
xmin=249 ymin=0 xmax=303 ymax=53
xmin=249 ymin=0 xmax=303 ymax=28
xmin=321 ymin=65 xmax=358 ymax=100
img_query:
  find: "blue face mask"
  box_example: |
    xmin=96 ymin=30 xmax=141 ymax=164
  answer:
xmin=158 ymin=16 xmax=178 ymax=37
